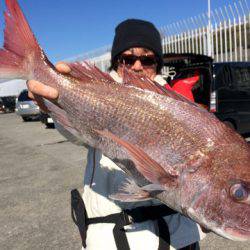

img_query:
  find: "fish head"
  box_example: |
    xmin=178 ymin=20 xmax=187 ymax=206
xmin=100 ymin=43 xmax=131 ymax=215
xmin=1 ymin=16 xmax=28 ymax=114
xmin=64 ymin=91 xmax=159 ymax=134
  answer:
xmin=184 ymin=142 xmax=250 ymax=241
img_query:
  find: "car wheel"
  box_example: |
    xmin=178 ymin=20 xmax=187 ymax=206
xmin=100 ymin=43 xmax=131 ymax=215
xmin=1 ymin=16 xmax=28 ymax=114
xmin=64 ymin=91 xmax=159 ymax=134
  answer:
xmin=22 ymin=117 xmax=30 ymax=122
xmin=46 ymin=123 xmax=55 ymax=129
xmin=223 ymin=121 xmax=235 ymax=130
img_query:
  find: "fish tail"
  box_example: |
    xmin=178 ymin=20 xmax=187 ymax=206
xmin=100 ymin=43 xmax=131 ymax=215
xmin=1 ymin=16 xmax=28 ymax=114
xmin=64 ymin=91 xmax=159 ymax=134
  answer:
xmin=0 ymin=0 xmax=46 ymax=80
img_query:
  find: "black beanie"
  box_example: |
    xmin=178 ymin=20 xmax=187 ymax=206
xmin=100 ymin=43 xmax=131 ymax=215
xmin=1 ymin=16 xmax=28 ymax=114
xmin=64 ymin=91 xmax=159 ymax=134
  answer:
xmin=111 ymin=19 xmax=163 ymax=72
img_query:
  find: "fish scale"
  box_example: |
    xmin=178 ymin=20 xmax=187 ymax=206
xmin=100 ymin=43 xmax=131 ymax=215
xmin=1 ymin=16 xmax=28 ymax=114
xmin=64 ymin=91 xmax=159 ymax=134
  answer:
xmin=60 ymin=82 xmax=220 ymax=177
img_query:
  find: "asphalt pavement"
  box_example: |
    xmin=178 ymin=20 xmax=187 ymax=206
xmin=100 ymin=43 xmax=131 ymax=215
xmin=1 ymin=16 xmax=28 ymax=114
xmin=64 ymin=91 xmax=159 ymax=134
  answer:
xmin=0 ymin=113 xmax=249 ymax=250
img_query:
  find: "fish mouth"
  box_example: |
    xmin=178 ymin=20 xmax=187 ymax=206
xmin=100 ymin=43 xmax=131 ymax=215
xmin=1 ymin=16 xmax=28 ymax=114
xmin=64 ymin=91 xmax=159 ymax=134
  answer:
xmin=223 ymin=227 xmax=250 ymax=241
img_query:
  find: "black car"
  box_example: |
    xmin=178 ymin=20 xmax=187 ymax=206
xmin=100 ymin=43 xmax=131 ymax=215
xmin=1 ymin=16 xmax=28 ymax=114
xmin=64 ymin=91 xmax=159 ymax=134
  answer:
xmin=163 ymin=53 xmax=250 ymax=136
xmin=0 ymin=97 xmax=4 ymax=112
xmin=0 ymin=96 xmax=16 ymax=113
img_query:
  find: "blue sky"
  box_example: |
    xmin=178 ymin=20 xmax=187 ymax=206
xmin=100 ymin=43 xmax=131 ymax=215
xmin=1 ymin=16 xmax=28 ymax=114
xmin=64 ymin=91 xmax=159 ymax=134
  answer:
xmin=0 ymin=0 xmax=245 ymax=63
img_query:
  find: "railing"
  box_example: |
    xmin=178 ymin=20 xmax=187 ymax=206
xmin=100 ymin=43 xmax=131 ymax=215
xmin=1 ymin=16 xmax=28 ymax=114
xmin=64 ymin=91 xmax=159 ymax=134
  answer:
xmin=160 ymin=0 xmax=250 ymax=62
xmin=67 ymin=0 xmax=250 ymax=71
xmin=66 ymin=45 xmax=111 ymax=62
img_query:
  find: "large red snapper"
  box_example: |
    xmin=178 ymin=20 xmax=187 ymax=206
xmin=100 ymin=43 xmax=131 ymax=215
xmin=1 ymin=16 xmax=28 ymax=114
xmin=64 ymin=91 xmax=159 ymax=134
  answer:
xmin=0 ymin=0 xmax=249 ymax=241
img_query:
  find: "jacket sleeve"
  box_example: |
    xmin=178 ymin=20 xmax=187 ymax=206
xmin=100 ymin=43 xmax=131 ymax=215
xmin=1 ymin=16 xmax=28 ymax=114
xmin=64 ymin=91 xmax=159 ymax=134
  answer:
xmin=165 ymin=75 xmax=200 ymax=102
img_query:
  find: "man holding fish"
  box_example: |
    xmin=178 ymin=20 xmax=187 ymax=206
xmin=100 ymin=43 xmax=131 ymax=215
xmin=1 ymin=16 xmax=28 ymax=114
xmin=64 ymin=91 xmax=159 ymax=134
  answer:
xmin=1 ymin=0 xmax=249 ymax=249
xmin=27 ymin=19 xmax=205 ymax=250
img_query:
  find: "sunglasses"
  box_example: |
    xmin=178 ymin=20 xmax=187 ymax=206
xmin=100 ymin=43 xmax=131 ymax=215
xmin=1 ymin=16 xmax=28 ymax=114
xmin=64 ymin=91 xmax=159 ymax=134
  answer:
xmin=118 ymin=54 xmax=157 ymax=67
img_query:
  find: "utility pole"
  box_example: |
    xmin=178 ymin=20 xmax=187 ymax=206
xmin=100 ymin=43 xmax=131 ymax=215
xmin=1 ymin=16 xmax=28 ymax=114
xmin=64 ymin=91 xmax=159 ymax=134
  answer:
xmin=207 ymin=0 xmax=212 ymax=56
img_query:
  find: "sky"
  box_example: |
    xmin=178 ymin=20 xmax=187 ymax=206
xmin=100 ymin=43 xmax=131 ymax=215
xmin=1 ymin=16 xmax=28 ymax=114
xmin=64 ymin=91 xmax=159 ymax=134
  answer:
xmin=0 ymin=0 xmax=247 ymax=63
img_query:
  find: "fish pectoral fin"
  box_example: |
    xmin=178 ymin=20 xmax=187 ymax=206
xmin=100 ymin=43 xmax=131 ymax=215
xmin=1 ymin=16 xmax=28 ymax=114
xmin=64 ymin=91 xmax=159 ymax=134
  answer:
xmin=142 ymin=184 xmax=166 ymax=192
xmin=94 ymin=129 xmax=178 ymax=186
xmin=110 ymin=179 xmax=152 ymax=202
xmin=110 ymin=180 xmax=165 ymax=202
xmin=110 ymin=191 xmax=151 ymax=202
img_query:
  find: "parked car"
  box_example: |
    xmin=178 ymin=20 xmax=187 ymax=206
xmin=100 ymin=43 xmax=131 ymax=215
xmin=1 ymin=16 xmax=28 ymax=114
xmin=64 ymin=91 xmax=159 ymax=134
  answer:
xmin=40 ymin=111 xmax=55 ymax=128
xmin=0 ymin=96 xmax=16 ymax=113
xmin=16 ymin=89 xmax=40 ymax=121
xmin=163 ymin=53 xmax=250 ymax=136
xmin=0 ymin=97 xmax=4 ymax=113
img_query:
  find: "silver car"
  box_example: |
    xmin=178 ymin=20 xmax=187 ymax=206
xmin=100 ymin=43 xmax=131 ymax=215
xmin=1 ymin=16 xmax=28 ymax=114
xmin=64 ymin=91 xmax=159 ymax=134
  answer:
xmin=16 ymin=89 xmax=40 ymax=121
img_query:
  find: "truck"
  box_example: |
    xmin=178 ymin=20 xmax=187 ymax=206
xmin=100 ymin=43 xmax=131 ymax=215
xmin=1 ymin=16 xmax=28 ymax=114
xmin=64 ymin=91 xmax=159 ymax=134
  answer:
xmin=163 ymin=53 xmax=250 ymax=136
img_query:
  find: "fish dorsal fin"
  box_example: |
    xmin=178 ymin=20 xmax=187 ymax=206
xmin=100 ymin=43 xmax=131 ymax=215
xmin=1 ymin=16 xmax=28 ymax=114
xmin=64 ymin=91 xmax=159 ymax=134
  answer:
xmin=95 ymin=129 xmax=178 ymax=186
xmin=122 ymin=67 xmax=198 ymax=106
xmin=67 ymin=62 xmax=197 ymax=107
xmin=122 ymin=66 xmax=166 ymax=95
xmin=67 ymin=61 xmax=115 ymax=83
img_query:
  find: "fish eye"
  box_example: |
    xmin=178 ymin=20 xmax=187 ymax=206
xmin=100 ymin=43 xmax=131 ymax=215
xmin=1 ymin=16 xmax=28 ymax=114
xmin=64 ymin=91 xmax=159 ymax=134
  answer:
xmin=230 ymin=184 xmax=248 ymax=201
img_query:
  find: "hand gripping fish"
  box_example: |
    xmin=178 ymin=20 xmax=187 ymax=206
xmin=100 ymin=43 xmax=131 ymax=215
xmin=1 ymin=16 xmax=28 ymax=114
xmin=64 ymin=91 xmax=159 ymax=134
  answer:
xmin=0 ymin=0 xmax=249 ymax=241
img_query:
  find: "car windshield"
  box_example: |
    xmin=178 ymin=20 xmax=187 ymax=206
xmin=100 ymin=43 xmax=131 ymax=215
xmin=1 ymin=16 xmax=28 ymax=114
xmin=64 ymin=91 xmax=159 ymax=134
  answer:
xmin=18 ymin=90 xmax=32 ymax=102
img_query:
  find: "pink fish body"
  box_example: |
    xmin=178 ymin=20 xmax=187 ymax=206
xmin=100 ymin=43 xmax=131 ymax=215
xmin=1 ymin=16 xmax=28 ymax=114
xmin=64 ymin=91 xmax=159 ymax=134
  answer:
xmin=0 ymin=0 xmax=249 ymax=241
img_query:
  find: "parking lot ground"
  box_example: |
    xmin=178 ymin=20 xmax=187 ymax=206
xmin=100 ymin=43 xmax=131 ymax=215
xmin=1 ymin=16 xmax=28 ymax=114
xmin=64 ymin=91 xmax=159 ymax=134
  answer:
xmin=0 ymin=113 xmax=85 ymax=249
xmin=0 ymin=113 xmax=249 ymax=250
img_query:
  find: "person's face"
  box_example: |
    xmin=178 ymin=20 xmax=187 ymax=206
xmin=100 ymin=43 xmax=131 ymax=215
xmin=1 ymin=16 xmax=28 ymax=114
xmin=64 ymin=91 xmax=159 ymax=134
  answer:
xmin=117 ymin=47 xmax=157 ymax=80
